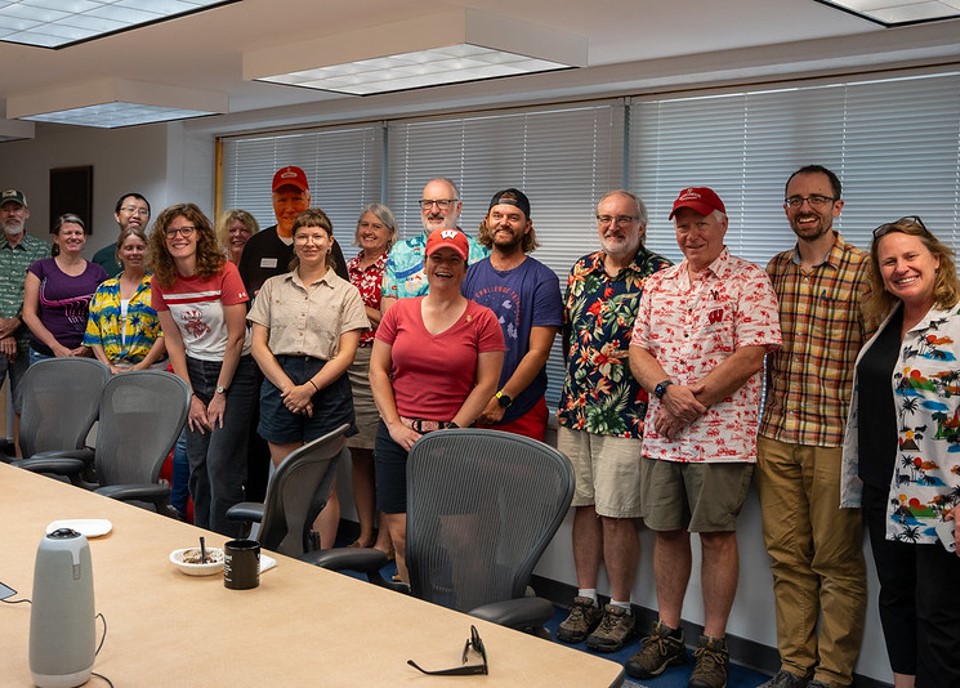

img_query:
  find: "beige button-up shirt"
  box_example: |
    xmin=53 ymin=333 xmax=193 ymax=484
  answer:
xmin=247 ymin=269 xmax=369 ymax=360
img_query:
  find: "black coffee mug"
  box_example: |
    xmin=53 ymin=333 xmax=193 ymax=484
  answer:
xmin=223 ymin=539 xmax=260 ymax=590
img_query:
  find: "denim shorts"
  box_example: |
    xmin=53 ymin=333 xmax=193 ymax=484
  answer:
xmin=258 ymin=354 xmax=356 ymax=445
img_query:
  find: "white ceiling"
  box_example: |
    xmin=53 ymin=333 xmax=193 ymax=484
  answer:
xmin=1 ymin=0 xmax=959 ymax=126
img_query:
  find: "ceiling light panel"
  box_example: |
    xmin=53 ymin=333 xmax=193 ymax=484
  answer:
xmin=0 ymin=0 xmax=236 ymax=48
xmin=18 ymin=102 xmax=215 ymax=128
xmin=817 ymin=0 xmax=960 ymax=25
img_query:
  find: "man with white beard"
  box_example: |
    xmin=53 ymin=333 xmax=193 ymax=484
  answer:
xmin=0 ymin=189 xmax=50 ymax=453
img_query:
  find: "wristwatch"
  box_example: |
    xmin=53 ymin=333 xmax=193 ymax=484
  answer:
xmin=495 ymin=390 xmax=513 ymax=408
xmin=215 ymin=385 xmax=227 ymax=395
xmin=654 ymin=379 xmax=673 ymax=399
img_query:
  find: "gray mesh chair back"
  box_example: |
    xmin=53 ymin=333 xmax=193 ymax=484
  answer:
xmin=94 ymin=371 xmax=189 ymax=487
xmin=405 ymin=428 xmax=574 ymax=614
xmin=257 ymin=424 xmax=349 ymax=557
xmin=17 ymin=358 xmax=110 ymax=458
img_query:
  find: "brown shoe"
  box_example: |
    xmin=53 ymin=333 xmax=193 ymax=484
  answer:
xmin=586 ymin=604 xmax=635 ymax=652
xmin=688 ymin=635 xmax=729 ymax=688
xmin=556 ymin=596 xmax=603 ymax=643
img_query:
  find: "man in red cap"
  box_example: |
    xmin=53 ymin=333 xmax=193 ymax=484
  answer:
xmin=238 ymin=165 xmax=346 ymax=296
xmin=627 ymin=187 xmax=781 ymax=688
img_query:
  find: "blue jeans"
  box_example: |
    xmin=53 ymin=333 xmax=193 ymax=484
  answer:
xmin=185 ymin=354 xmax=257 ymax=537
xmin=171 ymin=429 xmax=190 ymax=516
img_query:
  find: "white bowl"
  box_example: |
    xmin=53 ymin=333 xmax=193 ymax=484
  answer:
xmin=170 ymin=547 xmax=224 ymax=576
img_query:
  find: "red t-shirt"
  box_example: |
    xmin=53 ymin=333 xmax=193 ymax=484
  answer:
xmin=376 ymin=297 xmax=504 ymax=421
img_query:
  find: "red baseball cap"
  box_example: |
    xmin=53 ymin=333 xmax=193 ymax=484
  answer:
xmin=669 ymin=187 xmax=726 ymax=219
xmin=425 ymin=228 xmax=469 ymax=262
xmin=272 ymin=165 xmax=309 ymax=193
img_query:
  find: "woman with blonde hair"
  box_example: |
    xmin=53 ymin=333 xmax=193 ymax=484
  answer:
xmin=149 ymin=203 xmax=257 ymax=537
xmin=842 ymin=216 xmax=960 ymax=687
xmin=216 ymin=209 xmax=260 ymax=265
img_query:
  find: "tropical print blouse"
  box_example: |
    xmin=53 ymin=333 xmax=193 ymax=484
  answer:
xmin=83 ymin=274 xmax=161 ymax=366
xmin=557 ymin=247 xmax=672 ymax=438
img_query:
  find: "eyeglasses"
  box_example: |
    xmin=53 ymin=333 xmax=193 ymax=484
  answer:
xmin=120 ymin=206 xmax=150 ymax=217
xmin=596 ymin=215 xmax=639 ymax=226
xmin=783 ymin=194 xmax=836 ymax=209
xmin=873 ymin=215 xmax=928 ymax=238
xmin=419 ymin=199 xmax=458 ymax=211
xmin=408 ymin=625 xmax=488 ymax=676
xmin=164 ymin=226 xmax=197 ymax=238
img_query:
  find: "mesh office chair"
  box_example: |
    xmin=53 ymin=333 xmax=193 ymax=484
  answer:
xmin=17 ymin=370 xmax=190 ymax=513
xmin=226 ymin=423 xmax=349 ymax=557
xmin=310 ymin=428 xmax=575 ymax=631
xmin=3 ymin=357 xmax=110 ymax=464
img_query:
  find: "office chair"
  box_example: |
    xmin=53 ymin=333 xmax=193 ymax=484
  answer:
xmin=308 ymin=428 xmax=575 ymax=631
xmin=16 ymin=370 xmax=189 ymax=513
xmin=3 ymin=357 xmax=110 ymax=464
xmin=226 ymin=423 xmax=349 ymax=558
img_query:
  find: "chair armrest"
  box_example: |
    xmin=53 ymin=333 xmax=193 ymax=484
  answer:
xmin=468 ymin=597 xmax=555 ymax=630
xmin=13 ymin=456 xmax=87 ymax=480
xmin=95 ymin=483 xmax=170 ymax=510
xmin=28 ymin=448 xmax=95 ymax=464
xmin=225 ymin=501 xmax=265 ymax=524
xmin=303 ymin=547 xmax=407 ymax=592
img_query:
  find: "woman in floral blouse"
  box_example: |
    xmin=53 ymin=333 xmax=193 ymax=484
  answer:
xmin=345 ymin=204 xmax=396 ymax=552
xmin=842 ymin=216 xmax=960 ymax=688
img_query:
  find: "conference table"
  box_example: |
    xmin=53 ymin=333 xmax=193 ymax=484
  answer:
xmin=0 ymin=462 xmax=624 ymax=687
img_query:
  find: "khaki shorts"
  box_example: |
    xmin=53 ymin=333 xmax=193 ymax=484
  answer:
xmin=640 ymin=457 xmax=753 ymax=533
xmin=557 ymin=427 xmax=642 ymax=518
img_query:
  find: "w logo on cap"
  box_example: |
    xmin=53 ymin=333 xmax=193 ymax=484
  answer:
xmin=440 ymin=229 xmax=458 ymax=239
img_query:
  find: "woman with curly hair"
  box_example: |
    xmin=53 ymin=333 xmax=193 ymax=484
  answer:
xmin=149 ymin=203 xmax=257 ymax=536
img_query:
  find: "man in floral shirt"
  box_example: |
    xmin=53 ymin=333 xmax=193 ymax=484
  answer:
xmin=627 ymin=187 xmax=781 ymax=688
xmin=556 ymin=190 xmax=671 ymax=653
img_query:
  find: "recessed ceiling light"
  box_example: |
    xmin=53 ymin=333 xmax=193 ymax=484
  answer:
xmin=18 ymin=102 xmax=215 ymax=128
xmin=0 ymin=0 xmax=238 ymax=49
xmin=815 ymin=0 xmax=960 ymax=26
xmin=244 ymin=9 xmax=587 ymax=96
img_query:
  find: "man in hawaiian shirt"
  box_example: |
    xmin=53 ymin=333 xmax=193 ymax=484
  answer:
xmin=380 ymin=177 xmax=487 ymax=312
xmin=0 ymin=189 xmax=50 ymax=454
xmin=627 ymin=187 xmax=781 ymax=688
xmin=556 ymin=190 xmax=671 ymax=653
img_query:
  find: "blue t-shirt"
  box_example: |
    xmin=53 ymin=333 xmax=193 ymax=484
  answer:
xmin=462 ymin=255 xmax=563 ymax=423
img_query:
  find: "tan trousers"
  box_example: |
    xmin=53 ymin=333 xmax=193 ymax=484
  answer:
xmin=756 ymin=437 xmax=866 ymax=687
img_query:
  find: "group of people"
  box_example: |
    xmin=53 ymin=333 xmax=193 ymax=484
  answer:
xmin=1 ymin=161 xmax=958 ymax=688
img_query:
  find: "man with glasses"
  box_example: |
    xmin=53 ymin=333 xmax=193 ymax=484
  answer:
xmin=556 ymin=190 xmax=671 ymax=653
xmin=0 ymin=189 xmax=49 ymax=454
xmin=756 ymin=165 xmax=869 ymax=688
xmin=380 ymin=177 xmax=487 ymax=312
xmin=92 ymin=192 xmax=151 ymax=277
xmin=627 ymin=187 xmax=780 ymax=687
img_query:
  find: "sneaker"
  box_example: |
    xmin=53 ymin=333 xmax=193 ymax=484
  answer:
xmin=556 ymin=596 xmax=603 ymax=644
xmin=586 ymin=604 xmax=635 ymax=652
xmin=688 ymin=635 xmax=729 ymax=688
xmin=758 ymin=670 xmax=810 ymax=688
xmin=625 ymin=620 xmax=686 ymax=679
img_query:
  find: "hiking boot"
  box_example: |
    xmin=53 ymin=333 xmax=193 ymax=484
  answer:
xmin=758 ymin=670 xmax=810 ymax=688
xmin=689 ymin=635 xmax=729 ymax=688
xmin=586 ymin=604 xmax=635 ymax=652
xmin=556 ymin=596 xmax=603 ymax=644
xmin=625 ymin=620 xmax=686 ymax=678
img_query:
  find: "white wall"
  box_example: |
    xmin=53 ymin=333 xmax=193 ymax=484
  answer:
xmin=0 ymin=113 xmax=892 ymax=684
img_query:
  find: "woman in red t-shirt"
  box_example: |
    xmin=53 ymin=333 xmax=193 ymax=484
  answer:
xmin=370 ymin=228 xmax=504 ymax=583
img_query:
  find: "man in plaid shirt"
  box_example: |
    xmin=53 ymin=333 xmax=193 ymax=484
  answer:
xmin=757 ymin=165 xmax=869 ymax=688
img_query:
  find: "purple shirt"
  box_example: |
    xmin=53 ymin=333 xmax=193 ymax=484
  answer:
xmin=27 ymin=258 xmax=107 ymax=353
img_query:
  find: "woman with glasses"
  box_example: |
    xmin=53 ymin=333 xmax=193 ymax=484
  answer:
xmin=346 ymin=204 xmax=397 ymax=552
xmin=247 ymin=208 xmax=368 ymax=550
xmin=370 ymin=228 xmax=504 ymax=583
xmin=841 ymin=216 xmax=960 ymax=688
xmin=149 ymin=203 xmax=258 ymax=537
xmin=22 ymin=214 xmax=107 ymax=365
xmin=83 ymin=226 xmax=165 ymax=374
